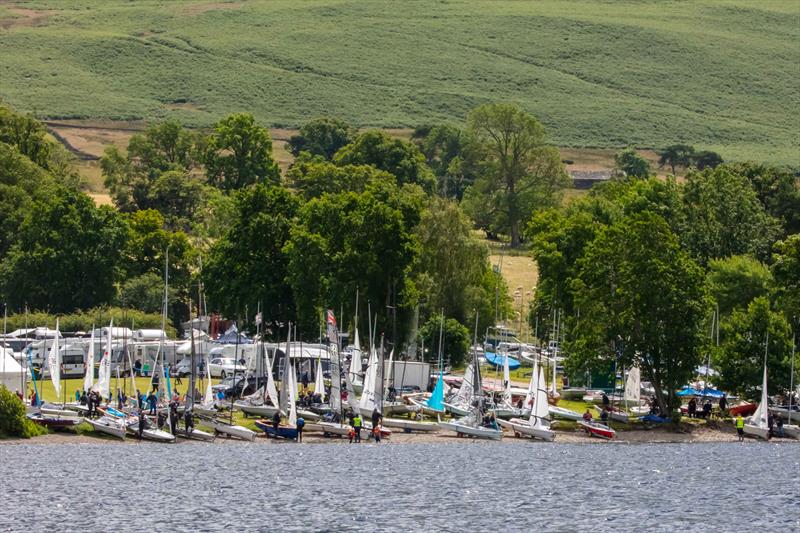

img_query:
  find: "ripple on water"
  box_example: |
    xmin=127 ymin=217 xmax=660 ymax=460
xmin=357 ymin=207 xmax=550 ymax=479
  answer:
xmin=0 ymin=442 xmax=798 ymax=532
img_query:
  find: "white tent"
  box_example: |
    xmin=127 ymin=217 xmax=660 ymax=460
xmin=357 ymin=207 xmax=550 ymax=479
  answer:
xmin=0 ymin=348 xmax=25 ymax=392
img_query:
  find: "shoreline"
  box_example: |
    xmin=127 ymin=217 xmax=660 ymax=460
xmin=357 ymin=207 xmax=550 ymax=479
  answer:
xmin=3 ymin=426 xmax=798 ymax=446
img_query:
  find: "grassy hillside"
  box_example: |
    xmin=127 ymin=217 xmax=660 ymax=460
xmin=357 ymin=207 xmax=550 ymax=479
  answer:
xmin=1 ymin=0 xmax=798 ymax=164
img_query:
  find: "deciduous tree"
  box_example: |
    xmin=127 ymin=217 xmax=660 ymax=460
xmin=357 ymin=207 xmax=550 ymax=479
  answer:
xmin=570 ymin=212 xmax=710 ymax=415
xmin=462 ymin=103 xmax=569 ymax=247
xmin=714 ymin=297 xmax=795 ymax=399
xmin=333 ymin=130 xmax=435 ymax=191
xmin=288 ymin=117 xmax=355 ymax=159
xmin=203 ymin=113 xmax=280 ymax=191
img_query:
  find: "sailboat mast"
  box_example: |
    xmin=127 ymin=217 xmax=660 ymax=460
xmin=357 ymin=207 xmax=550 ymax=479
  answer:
xmin=230 ymin=316 xmax=240 ymax=425
xmin=189 ymin=311 xmax=196 ymax=411
xmin=437 ymin=309 xmax=444 ymax=375
xmin=472 ymin=311 xmax=482 ymax=412
xmin=788 ymin=333 xmax=795 ymax=425
xmin=377 ymin=334 xmax=385 ymax=413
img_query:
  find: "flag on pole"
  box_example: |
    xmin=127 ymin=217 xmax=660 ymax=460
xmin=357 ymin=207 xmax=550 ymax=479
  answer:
xmin=326 ymin=309 xmax=338 ymax=345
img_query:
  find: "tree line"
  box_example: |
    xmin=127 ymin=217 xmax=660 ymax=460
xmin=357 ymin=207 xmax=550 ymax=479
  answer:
xmin=1 ymin=102 xmax=797 ymax=389
xmin=528 ymin=162 xmax=799 ymax=414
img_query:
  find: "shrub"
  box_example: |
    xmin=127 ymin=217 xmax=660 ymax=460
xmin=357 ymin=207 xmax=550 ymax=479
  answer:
xmin=0 ymin=385 xmax=46 ymax=438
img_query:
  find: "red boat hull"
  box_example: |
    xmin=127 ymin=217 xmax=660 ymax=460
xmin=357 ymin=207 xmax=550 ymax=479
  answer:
xmin=729 ymin=403 xmax=757 ymax=416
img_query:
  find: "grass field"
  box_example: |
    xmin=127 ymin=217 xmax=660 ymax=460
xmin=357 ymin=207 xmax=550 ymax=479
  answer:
xmin=1 ymin=0 xmax=798 ymax=164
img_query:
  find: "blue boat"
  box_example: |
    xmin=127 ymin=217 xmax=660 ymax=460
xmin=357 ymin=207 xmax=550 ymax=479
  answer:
xmin=254 ymin=419 xmax=298 ymax=440
xmin=484 ymin=352 xmax=521 ymax=371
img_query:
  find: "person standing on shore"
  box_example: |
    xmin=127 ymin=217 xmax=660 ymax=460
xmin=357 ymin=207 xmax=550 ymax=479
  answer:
xmin=735 ymin=414 xmax=745 ymax=441
xmin=169 ymin=399 xmax=178 ymax=435
xmin=719 ymin=394 xmax=728 ymax=416
xmin=86 ymin=390 xmax=94 ymax=417
xmin=138 ymin=408 xmax=146 ymax=440
xmin=688 ymin=398 xmax=697 ymax=418
xmin=353 ymin=413 xmax=362 ymax=443
xmin=296 ymin=416 xmax=305 ymax=442
xmin=183 ymin=409 xmax=194 ymax=432
xmin=271 ymin=411 xmax=281 ymax=439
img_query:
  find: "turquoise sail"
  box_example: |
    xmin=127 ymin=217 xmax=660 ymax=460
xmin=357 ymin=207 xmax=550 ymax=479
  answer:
xmin=426 ymin=372 xmax=445 ymax=411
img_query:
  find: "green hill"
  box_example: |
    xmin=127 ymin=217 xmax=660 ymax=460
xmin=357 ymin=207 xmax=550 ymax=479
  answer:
xmin=1 ymin=0 xmax=798 ymax=163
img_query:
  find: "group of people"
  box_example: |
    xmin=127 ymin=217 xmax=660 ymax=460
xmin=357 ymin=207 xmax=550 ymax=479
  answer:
xmin=77 ymin=389 xmax=105 ymax=417
xmin=346 ymin=408 xmax=384 ymax=443
xmin=296 ymin=390 xmax=324 ymax=408
xmin=686 ymin=397 xmax=714 ymax=419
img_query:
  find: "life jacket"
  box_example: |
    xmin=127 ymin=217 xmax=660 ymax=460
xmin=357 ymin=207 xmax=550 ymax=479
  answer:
xmin=353 ymin=416 xmax=362 ymax=427
xmin=736 ymin=417 xmax=745 ymax=429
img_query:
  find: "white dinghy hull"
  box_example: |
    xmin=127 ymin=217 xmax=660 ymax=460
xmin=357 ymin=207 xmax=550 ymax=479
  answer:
xmin=498 ymin=418 xmax=555 ymax=442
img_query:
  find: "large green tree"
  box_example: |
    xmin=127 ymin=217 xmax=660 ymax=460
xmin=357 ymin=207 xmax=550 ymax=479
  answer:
xmin=419 ymin=315 xmax=471 ymax=368
xmin=0 ymin=188 xmax=128 ymax=312
xmin=122 ymin=209 xmax=196 ymax=304
xmin=714 ymin=297 xmax=795 ymax=399
xmin=203 ymin=185 xmax=300 ymax=328
xmin=462 ymin=103 xmax=569 ymax=247
xmin=682 ymin=166 xmax=780 ymax=264
xmin=412 ymin=125 xmax=477 ymax=199
xmin=288 ymin=117 xmax=355 ymax=160
xmin=570 ymin=212 xmax=710 ymax=415
xmin=771 ymin=234 xmax=800 ymax=321
xmin=414 ymin=198 xmax=499 ymax=331
xmin=0 ymin=142 xmax=60 ymax=257
xmin=286 ymin=157 xmax=395 ymax=201
xmin=285 ymin=180 xmax=424 ymax=343
xmin=203 ymin=113 xmax=280 ymax=191
xmin=613 ymin=148 xmax=652 ymax=179
xmin=333 ymin=130 xmax=436 ymax=191
xmin=707 ymin=255 xmax=773 ymax=317
xmin=0 ymin=106 xmax=52 ymax=169
xmin=658 ymin=143 xmax=695 ymax=175
xmin=724 ymin=162 xmax=800 ymax=235
xmin=101 ymin=121 xmax=205 ymax=229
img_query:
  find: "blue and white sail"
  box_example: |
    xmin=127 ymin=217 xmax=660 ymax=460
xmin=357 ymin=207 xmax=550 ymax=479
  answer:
xmin=426 ymin=372 xmax=445 ymax=412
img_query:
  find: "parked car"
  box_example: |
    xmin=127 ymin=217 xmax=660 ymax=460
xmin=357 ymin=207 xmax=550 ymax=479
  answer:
xmin=208 ymin=357 xmax=245 ymax=378
xmin=174 ymin=356 xmax=207 ymax=378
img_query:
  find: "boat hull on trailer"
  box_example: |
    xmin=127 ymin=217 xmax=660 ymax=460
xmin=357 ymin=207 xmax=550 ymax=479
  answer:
xmin=439 ymin=420 xmax=502 ymax=440
xmin=125 ymin=424 xmax=176 ymax=443
xmin=254 ymin=420 xmax=298 ymax=440
xmin=206 ymin=420 xmax=257 ymax=441
xmin=484 ymin=352 xmax=521 ymax=370
xmin=381 ymin=417 xmax=439 ymax=433
xmin=86 ymin=417 xmax=127 ymax=440
xmin=578 ymin=420 xmax=615 ymax=439
xmin=443 ymin=402 xmax=470 ymax=417
xmin=408 ymin=398 xmax=446 ymax=417
xmin=236 ymin=402 xmax=279 ymax=418
xmin=782 ymin=424 xmax=800 ymax=440
xmin=498 ymin=418 xmax=555 ymax=442
xmin=175 ymin=427 xmax=215 ymax=442
xmin=743 ymin=424 xmax=770 ymax=440
xmin=548 ymin=405 xmax=583 ymax=421
xmin=307 ymin=422 xmax=351 ymax=437
xmin=27 ymin=412 xmax=82 ymax=429
xmin=492 ymin=406 xmax=528 ymax=419
xmin=595 ymin=406 xmax=629 ymax=424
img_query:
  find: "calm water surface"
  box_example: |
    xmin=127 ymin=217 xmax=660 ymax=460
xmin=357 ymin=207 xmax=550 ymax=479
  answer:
xmin=1 ymin=442 xmax=797 ymax=532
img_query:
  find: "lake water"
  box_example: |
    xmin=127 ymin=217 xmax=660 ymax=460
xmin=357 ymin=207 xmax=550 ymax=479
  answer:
xmin=1 ymin=442 xmax=797 ymax=532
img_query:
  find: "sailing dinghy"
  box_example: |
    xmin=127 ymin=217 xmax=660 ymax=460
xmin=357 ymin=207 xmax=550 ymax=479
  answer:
xmin=498 ymin=363 xmax=555 ymax=441
xmin=440 ymin=315 xmax=503 ymax=440
xmin=744 ymin=364 xmax=770 ymax=440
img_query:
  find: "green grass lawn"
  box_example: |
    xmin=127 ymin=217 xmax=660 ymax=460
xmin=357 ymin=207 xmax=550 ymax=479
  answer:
xmin=1 ymin=0 xmax=797 ymax=164
xmin=29 ymin=375 xmax=223 ymax=404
